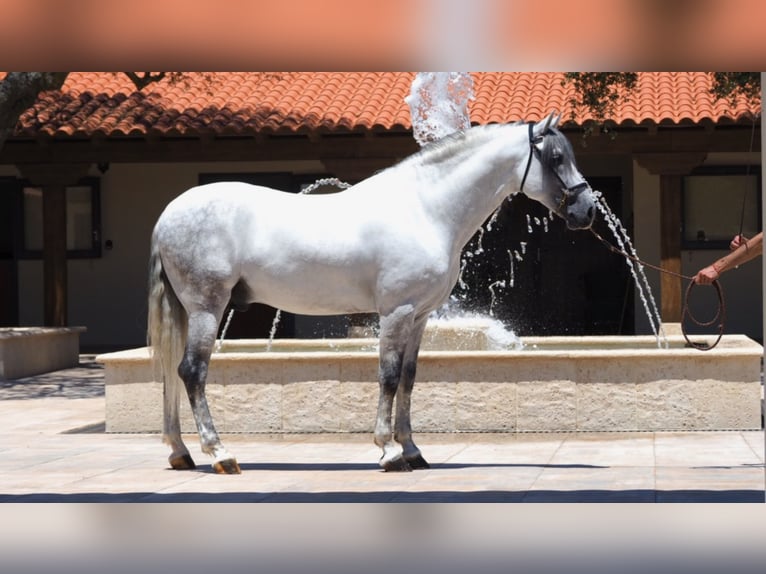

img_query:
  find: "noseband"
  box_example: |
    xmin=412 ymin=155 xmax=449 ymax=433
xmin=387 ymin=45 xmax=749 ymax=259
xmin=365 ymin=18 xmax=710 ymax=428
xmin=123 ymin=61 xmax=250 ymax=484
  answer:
xmin=519 ymin=122 xmax=589 ymax=210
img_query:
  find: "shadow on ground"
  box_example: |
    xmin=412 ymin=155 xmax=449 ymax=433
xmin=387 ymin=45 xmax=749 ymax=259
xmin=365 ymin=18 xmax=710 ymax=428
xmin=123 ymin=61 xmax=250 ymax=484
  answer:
xmin=0 ymin=357 xmax=104 ymax=400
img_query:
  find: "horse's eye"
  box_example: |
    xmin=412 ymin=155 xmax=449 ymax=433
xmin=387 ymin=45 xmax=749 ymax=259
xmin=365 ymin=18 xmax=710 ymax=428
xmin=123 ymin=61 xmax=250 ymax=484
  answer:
xmin=551 ymin=151 xmax=563 ymax=166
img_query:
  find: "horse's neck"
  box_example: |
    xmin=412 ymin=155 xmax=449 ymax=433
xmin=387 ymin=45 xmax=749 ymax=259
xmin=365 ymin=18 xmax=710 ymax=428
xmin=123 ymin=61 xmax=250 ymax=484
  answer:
xmin=419 ymin=126 xmax=527 ymax=250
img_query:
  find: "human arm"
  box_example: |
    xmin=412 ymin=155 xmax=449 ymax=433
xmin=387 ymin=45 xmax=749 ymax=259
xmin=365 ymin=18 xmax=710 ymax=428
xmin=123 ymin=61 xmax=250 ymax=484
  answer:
xmin=693 ymin=231 xmax=763 ymax=285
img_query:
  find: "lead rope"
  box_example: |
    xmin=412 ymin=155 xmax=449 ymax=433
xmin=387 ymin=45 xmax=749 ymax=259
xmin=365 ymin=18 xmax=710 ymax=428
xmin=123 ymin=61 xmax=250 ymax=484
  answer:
xmin=590 ymin=229 xmax=725 ymax=350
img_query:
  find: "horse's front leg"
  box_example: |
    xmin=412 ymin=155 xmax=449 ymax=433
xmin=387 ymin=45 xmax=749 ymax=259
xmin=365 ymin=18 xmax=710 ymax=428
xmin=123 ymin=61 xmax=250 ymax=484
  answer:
xmin=180 ymin=310 xmax=240 ymax=474
xmin=374 ymin=306 xmax=415 ymax=472
xmin=394 ymin=317 xmax=430 ymax=469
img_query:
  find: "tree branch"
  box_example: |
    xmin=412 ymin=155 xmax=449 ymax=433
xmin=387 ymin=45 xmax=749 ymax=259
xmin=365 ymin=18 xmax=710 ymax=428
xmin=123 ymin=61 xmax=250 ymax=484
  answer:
xmin=0 ymin=72 xmax=69 ymax=150
xmin=123 ymin=72 xmax=168 ymax=90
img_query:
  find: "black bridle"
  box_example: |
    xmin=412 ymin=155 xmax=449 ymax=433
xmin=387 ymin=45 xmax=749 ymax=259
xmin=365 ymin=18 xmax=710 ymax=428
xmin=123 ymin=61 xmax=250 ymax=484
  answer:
xmin=519 ymin=122 xmax=589 ymax=210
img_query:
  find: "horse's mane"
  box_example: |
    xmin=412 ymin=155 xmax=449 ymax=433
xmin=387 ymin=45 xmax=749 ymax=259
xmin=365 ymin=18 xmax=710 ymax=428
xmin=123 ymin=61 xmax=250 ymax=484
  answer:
xmin=384 ymin=120 xmax=574 ymax=173
xmin=400 ymin=124 xmax=509 ymax=168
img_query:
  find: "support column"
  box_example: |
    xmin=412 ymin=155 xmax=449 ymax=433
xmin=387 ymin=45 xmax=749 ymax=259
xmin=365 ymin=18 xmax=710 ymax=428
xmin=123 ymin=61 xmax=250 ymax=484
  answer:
xmin=635 ymin=153 xmax=706 ymax=324
xmin=16 ymin=163 xmax=91 ymax=327
xmin=659 ymin=175 xmax=682 ymax=322
xmin=42 ymin=184 xmax=68 ymax=326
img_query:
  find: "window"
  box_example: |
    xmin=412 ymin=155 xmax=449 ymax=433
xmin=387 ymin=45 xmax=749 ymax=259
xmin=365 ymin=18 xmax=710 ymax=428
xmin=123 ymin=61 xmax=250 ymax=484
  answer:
xmin=19 ymin=177 xmax=101 ymax=258
xmin=682 ymin=167 xmax=760 ymax=249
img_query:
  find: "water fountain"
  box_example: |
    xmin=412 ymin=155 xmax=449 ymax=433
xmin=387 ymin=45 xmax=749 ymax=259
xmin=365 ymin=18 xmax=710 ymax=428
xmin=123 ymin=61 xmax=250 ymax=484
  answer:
xmin=1 ymin=326 xmax=86 ymax=379
xmin=97 ymin=73 xmax=762 ymax=434
xmin=99 ymin=331 xmax=761 ymax=433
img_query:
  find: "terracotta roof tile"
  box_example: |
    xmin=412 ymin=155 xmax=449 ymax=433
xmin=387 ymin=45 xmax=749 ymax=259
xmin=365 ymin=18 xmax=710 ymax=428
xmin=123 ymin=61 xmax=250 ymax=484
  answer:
xmin=10 ymin=72 xmax=759 ymax=139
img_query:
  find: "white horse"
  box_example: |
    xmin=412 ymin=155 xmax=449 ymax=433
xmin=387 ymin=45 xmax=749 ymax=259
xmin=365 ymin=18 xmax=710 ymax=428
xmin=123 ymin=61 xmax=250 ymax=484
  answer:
xmin=148 ymin=112 xmax=595 ymax=474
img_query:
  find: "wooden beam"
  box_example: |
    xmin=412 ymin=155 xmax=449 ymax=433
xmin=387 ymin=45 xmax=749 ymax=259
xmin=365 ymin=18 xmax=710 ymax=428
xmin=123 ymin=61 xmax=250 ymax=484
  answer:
xmin=1 ymin=134 xmax=420 ymax=165
xmin=1 ymin=127 xmax=754 ymax=166
xmin=42 ymin=184 xmax=67 ymax=326
xmin=634 ymin=152 xmax=708 ymax=175
xmin=659 ymin=175 xmax=683 ymax=323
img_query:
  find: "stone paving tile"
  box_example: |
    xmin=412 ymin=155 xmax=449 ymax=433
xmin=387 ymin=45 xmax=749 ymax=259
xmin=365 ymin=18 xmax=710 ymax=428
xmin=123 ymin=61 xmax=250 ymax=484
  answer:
xmin=0 ymin=398 xmax=105 ymax=433
xmin=547 ymin=434 xmax=656 ymax=467
xmin=654 ymin=432 xmax=762 ymax=467
xmin=439 ymin=438 xmax=564 ymax=467
xmin=741 ymin=431 xmax=765 ymax=459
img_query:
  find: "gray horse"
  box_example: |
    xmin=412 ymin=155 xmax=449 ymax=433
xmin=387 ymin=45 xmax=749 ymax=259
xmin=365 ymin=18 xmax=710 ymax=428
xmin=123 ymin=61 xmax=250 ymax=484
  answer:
xmin=148 ymin=112 xmax=595 ymax=474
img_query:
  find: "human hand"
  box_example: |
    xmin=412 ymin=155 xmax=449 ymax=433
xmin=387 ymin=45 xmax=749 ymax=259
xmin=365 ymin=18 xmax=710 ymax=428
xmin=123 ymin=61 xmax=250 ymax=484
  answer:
xmin=693 ymin=265 xmax=719 ymax=285
xmin=730 ymin=235 xmax=746 ymax=250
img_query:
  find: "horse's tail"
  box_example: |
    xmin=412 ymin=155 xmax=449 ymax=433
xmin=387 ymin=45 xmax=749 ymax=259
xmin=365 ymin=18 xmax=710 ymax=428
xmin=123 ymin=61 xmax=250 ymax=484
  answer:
xmin=147 ymin=230 xmax=187 ymax=443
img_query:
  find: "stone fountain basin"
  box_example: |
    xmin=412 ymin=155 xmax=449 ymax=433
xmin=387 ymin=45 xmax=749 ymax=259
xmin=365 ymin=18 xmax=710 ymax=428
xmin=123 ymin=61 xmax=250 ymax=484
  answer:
xmin=97 ymin=332 xmax=763 ymax=434
xmin=1 ymin=327 xmax=86 ymax=380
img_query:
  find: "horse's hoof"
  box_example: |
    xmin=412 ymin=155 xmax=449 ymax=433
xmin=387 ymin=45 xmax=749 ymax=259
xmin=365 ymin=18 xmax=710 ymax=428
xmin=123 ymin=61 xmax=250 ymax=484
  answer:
xmin=381 ymin=457 xmax=413 ymax=472
xmin=169 ymin=454 xmax=196 ymax=470
xmin=406 ymin=455 xmax=430 ymax=469
xmin=213 ymin=458 xmax=242 ymax=474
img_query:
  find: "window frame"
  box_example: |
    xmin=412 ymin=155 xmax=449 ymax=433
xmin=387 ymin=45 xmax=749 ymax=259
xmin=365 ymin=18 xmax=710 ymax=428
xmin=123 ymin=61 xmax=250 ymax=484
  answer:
xmin=681 ymin=165 xmax=761 ymax=250
xmin=16 ymin=176 xmax=102 ymax=259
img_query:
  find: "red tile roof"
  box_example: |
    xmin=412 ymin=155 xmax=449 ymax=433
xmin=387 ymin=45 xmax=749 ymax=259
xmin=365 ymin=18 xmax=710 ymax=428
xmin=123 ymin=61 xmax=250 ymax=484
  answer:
xmin=12 ymin=72 xmax=760 ymax=139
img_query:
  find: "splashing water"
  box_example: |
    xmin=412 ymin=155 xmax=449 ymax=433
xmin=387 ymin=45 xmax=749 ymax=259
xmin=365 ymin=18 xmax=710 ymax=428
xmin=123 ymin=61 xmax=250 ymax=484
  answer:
xmin=405 ymin=72 xmax=474 ymax=147
xmin=485 ymin=207 xmax=501 ymax=231
xmin=474 ymin=226 xmax=485 ymax=255
xmin=488 ymin=280 xmax=506 ymax=317
xmin=266 ymin=310 xmax=282 ymax=351
xmin=300 ymin=177 xmax=352 ymax=194
xmin=215 ymin=309 xmax=236 ymax=353
xmin=508 ymin=250 xmax=515 ymax=288
xmin=457 ymin=258 xmax=469 ymax=290
xmin=592 ymin=191 xmax=667 ymax=347
xmin=427 ymin=307 xmax=524 ymax=350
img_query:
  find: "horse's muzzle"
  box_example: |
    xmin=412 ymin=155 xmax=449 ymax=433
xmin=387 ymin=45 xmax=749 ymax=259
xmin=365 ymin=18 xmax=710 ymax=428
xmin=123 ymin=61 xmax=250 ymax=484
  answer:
xmin=565 ymin=188 xmax=596 ymax=230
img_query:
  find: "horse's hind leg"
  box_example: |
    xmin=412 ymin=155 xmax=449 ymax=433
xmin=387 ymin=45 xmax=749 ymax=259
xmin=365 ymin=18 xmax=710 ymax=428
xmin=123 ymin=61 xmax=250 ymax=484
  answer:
xmin=180 ymin=309 xmax=240 ymax=474
xmin=395 ymin=316 xmax=430 ymax=469
xmin=165 ymin=398 xmax=195 ymax=470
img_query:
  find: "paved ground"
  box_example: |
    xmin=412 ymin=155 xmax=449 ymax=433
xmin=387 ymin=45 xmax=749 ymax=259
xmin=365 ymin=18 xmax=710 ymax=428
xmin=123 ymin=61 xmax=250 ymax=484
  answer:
xmin=1 ymin=356 xmax=764 ymax=502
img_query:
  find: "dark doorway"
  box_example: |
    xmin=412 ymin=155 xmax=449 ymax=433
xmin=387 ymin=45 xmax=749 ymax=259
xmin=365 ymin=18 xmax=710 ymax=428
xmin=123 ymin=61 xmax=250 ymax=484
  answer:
xmin=455 ymin=177 xmax=633 ymax=336
xmin=0 ymin=179 xmax=19 ymax=326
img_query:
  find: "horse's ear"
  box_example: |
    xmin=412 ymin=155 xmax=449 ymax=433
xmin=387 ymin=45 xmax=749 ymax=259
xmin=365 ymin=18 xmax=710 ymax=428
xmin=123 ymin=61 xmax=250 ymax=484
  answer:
xmin=533 ymin=111 xmax=557 ymax=139
xmin=550 ymin=111 xmax=561 ymax=129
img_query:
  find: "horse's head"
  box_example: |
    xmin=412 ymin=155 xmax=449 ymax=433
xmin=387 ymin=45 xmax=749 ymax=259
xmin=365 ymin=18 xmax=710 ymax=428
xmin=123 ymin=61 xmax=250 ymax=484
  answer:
xmin=520 ymin=112 xmax=595 ymax=230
